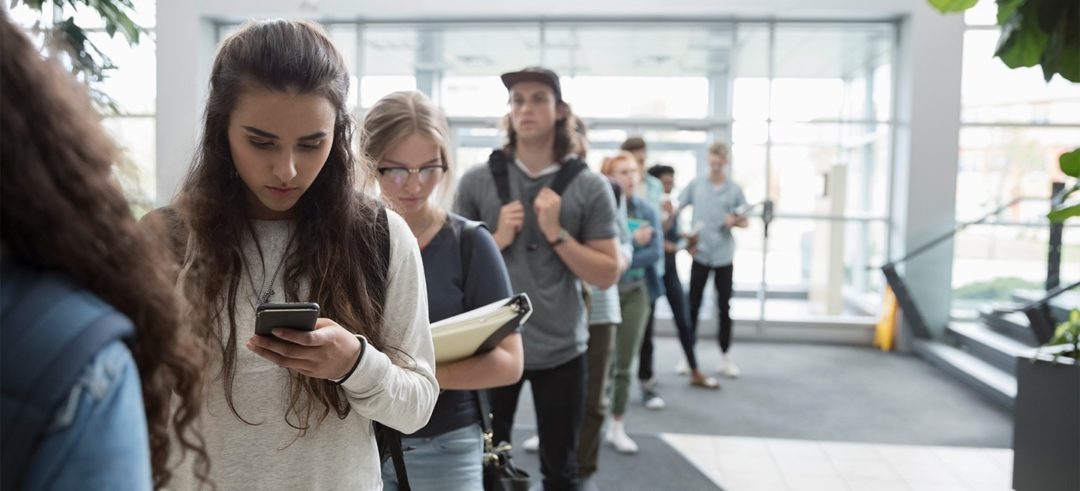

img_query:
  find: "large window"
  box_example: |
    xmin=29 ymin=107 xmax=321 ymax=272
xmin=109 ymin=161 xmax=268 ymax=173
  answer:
xmin=216 ymin=19 xmax=898 ymax=323
xmin=323 ymin=19 xmax=895 ymax=321
xmin=952 ymin=15 xmax=1080 ymax=314
xmin=731 ymin=23 xmax=895 ymax=316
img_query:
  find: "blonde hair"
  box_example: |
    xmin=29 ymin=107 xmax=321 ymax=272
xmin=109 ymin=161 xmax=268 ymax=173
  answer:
xmin=708 ymin=141 xmax=730 ymax=158
xmin=601 ymin=150 xmax=637 ymax=177
xmin=360 ymin=90 xmax=455 ymax=202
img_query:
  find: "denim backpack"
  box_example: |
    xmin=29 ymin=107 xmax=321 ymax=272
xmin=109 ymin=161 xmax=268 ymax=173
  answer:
xmin=0 ymin=261 xmax=135 ymax=490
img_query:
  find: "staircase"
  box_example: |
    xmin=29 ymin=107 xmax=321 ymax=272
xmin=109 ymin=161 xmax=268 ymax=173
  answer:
xmin=917 ymin=290 xmax=1077 ymax=410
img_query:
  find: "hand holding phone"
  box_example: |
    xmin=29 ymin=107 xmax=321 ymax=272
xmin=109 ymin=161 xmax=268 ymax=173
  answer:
xmin=255 ymin=302 xmax=320 ymax=338
xmin=247 ymin=315 xmax=365 ymax=380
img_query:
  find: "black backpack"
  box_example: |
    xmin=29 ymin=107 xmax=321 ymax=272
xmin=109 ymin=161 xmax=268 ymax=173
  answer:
xmin=0 ymin=261 xmax=136 ymax=490
xmin=487 ymin=149 xmax=589 ymax=204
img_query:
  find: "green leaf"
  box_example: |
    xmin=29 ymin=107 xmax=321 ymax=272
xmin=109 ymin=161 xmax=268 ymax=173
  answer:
xmin=1037 ymin=1 xmax=1080 ymax=81
xmin=929 ymin=0 xmax=980 ymax=13
xmin=1048 ymin=309 xmax=1080 ymax=344
xmin=1062 ymin=148 xmax=1080 ymax=177
xmin=1048 ymin=201 xmax=1080 ymax=222
xmin=996 ymin=0 xmax=1024 ymax=24
xmin=996 ymin=9 xmax=1050 ymax=68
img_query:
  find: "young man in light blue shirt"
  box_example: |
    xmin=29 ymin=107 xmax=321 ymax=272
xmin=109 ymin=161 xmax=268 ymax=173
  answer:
xmin=677 ymin=142 xmax=748 ymax=377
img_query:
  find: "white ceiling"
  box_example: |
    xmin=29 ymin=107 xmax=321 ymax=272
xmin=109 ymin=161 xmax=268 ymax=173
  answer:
xmin=199 ymin=0 xmax=914 ymax=22
xmin=206 ymin=0 xmax=905 ymax=79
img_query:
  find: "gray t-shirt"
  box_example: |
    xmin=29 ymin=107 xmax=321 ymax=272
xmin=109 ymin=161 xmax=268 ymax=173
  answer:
xmin=679 ymin=177 xmax=747 ymax=267
xmin=454 ymin=159 xmax=618 ymax=370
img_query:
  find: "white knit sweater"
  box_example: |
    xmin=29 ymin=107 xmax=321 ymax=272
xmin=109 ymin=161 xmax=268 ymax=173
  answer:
xmin=171 ymin=209 xmax=437 ymax=490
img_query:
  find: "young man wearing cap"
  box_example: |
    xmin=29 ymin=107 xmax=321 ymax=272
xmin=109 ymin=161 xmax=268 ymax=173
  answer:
xmin=454 ymin=66 xmax=620 ymax=490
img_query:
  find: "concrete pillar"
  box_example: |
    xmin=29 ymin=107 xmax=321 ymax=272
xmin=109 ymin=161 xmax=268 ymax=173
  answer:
xmin=890 ymin=5 xmax=966 ymax=348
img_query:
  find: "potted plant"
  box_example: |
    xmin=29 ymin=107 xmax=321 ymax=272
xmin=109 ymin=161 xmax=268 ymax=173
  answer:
xmin=1012 ymin=308 xmax=1080 ymax=491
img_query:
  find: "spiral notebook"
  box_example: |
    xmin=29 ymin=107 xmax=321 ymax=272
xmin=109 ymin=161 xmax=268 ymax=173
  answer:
xmin=431 ymin=293 xmax=533 ymax=364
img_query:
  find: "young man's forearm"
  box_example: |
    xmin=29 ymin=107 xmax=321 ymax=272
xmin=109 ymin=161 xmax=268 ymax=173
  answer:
xmin=552 ymin=238 xmax=619 ymax=289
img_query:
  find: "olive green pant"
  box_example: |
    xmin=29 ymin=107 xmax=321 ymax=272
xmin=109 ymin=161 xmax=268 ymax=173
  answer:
xmin=611 ymin=284 xmax=650 ymax=417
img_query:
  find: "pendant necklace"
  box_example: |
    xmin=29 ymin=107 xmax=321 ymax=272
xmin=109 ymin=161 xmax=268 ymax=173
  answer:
xmin=245 ymin=227 xmax=293 ymax=307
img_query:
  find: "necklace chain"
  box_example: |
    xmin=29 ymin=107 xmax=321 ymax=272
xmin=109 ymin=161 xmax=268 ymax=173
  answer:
xmin=245 ymin=227 xmax=292 ymax=307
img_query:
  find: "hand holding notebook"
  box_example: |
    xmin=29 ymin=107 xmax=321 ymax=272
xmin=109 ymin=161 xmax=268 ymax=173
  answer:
xmin=431 ymin=293 xmax=533 ymax=364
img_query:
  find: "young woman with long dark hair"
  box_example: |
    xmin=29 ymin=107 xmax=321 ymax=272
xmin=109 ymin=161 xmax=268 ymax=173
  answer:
xmin=145 ymin=20 xmax=437 ymax=489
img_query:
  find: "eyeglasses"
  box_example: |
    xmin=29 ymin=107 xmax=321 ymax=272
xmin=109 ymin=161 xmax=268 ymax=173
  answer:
xmin=376 ymin=165 xmax=447 ymax=187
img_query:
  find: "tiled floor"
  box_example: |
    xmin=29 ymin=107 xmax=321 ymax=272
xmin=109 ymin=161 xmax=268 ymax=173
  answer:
xmin=662 ymin=434 xmax=1014 ymax=491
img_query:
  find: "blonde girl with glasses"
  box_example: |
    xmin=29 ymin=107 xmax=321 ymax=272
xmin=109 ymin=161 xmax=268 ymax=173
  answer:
xmin=361 ymin=90 xmax=524 ymax=490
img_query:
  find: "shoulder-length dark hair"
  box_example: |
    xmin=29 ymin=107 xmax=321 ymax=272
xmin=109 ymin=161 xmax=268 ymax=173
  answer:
xmin=501 ymin=100 xmax=578 ymax=161
xmin=173 ymin=19 xmax=388 ymax=432
xmin=0 ymin=12 xmax=208 ymax=488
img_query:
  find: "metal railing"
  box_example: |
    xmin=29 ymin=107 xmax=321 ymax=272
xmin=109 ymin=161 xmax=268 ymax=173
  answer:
xmin=881 ymin=198 xmax=1023 ymax=339
xmin=989 ymin=279 xmax=1080 ymax=344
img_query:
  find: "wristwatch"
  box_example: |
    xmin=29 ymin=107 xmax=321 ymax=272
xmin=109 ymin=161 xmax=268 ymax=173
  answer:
xmin=549 ymin=228 xmax=571 ymax=247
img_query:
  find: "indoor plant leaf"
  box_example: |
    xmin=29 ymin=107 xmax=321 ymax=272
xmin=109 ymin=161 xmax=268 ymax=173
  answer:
xmin=997 ymin=0 xmax=1024 ymax=24
xmin=929 ymin=0 xmax=979 ymax=13
xmin=1061 ymin=148 xmax=1080 ymax=178
xmin=996 ymin=8 xmax=1050 ymax=68
xmin=1047 ymin=201 xmax=1080 ymax=222
xmin=1037 ymin=0 xmax=1080 ymax=81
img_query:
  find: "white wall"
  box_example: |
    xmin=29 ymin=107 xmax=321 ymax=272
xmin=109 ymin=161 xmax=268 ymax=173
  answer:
xmin=155 ymin=0 xmax=966 ymax=343
xmin=155 ymin=1 xmax=217 ymax=202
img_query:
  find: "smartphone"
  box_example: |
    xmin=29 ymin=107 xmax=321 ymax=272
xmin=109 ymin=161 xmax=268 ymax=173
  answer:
xmin=255 ymin=302 xmax=320 ymax=337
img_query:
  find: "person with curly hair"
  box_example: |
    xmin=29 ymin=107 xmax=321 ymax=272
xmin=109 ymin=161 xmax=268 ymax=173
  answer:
xmin=0 ymin=11 xmax=209 ymax=489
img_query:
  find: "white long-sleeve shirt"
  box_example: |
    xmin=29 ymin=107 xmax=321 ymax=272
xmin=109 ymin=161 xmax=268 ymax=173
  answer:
xmin=171 ymin=209 xmax=437 ymax=490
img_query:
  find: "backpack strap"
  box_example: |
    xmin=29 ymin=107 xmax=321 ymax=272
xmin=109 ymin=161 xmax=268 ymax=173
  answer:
xmin=458 ymin=218 xmax=484 ymax=290
xmin=549 ymin=158 xmax=589 ymax=196
xmin=1 ymin=264 xmax=134 ymax=490
xmin=489 ymin=150 xmax=588 ymax=203
xmin=487 ymin=150 xmax=512 ymax=205
xmin=386 ymin=426 xmax=410 ymax=490
xmin=608 ymin=177 xmax=623 ymax=206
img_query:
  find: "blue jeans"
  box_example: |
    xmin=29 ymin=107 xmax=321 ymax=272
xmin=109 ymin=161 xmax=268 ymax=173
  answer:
xmin=381 ymin=423 xmax=484 ymax=491
xmin=21 ymin=341 xmax=153 ymax=490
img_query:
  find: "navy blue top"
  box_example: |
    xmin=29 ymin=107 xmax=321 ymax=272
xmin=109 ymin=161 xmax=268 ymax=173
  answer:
xmin=664 ymin=214 xmax=681 ymax=245
xmin=409 ymin=213 xmax=515 ymax=438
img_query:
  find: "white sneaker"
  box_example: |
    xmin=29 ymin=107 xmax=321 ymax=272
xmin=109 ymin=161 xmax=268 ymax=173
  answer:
xmin=643 ymin=390 xmax=666 ymax=410
xmin=606 ymin=422 xmax=639 ymax=454
xmin=522 ymin=434 xmax=539 ymax=453
xmin=675 ymin=359 xmax=690 ymax=375
xmin=640 ymin=378 xmax=666 ymax=410
xmin=720 ymin=355 xmax=740 ymax=378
